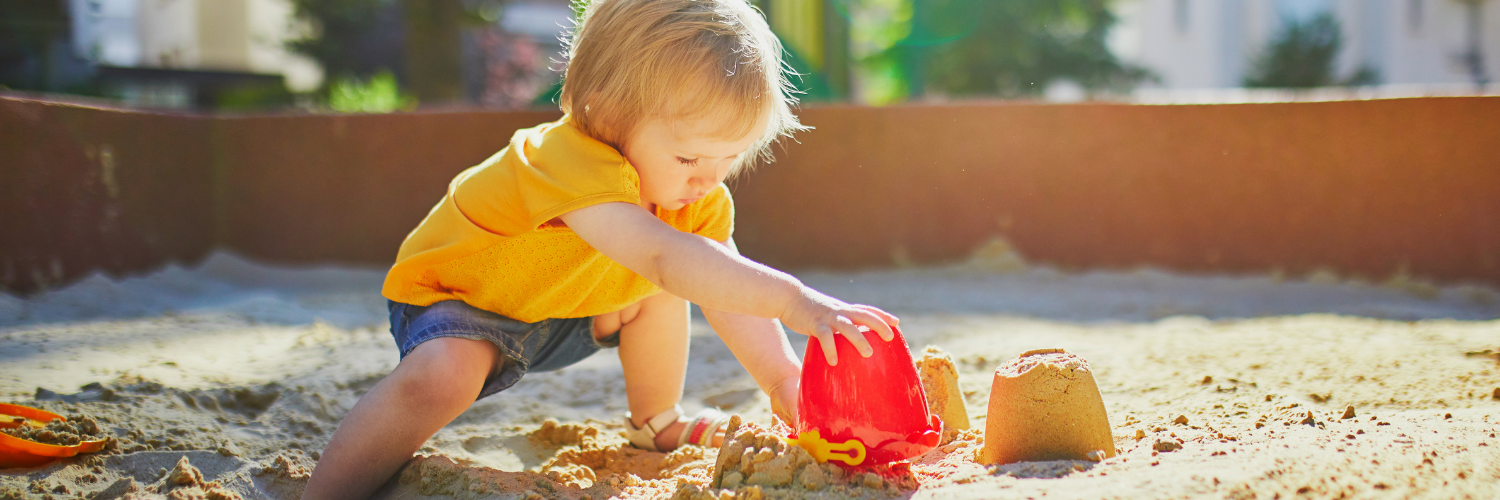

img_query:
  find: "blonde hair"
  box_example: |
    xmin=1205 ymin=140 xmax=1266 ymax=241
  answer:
xmin=560 ymin=0 xmax=806 ymax=170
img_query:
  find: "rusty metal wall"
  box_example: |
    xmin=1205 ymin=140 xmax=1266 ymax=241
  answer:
xmin=1 ymin=97 xmax=215 ymax=294
xmin=214 ymin=110 xmax=562 ymax=265
xmin=732 ymin=99 xmax=1500 ymax=284
xmin=4 ymin=95 xmax=1498 ymax=294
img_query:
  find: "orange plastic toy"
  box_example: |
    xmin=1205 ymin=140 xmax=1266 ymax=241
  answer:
xmin=796 ymin=325 xmax=942 ymax=466
xmin=0 ymin=403 xmax=110 ymax=469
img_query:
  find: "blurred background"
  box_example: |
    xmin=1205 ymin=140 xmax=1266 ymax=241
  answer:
xmin=3 ymin=1 xmax=1499 ymax=297
xmin=2 ymin=0 xmax=1495 ymax=112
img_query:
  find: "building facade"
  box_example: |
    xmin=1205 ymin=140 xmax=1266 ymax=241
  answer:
xmin=67 ymin=0 xmax=320 ymax=107
xmin=1112 ymin=0 xmax=1498 ymax=90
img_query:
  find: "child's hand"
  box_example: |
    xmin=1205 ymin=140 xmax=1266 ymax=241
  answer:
xmin=767 ymin=375 xmax=800 ymax=426
xmin=779 ymin=286 xmax=899 ymax=366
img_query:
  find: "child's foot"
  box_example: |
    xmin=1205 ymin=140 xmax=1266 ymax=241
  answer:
xmin=654 ymin=417 xmax=727 ymax=450
xmin=625 ymin=405 xmax=733 ymax=452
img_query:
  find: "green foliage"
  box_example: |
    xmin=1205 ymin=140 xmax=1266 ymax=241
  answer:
xmin=287 ymin=0 xmax=505 ymax=105
xmin=1342 ymin=65 xmax=1381 ymax=87
xmin=781 ymin=46 xmax=839 ymax=102
xmin=532 ymin=79 xmax=562 ymax=107
xmin=570 ymin=0 xmax=588 ymax=22
xmin=0 ymin=0 xmax=70 ymax=90
xmin=285 ymin=0 xmax=394 ymax=81
xmin=838 ymin=0 xmax=915 ymax=104
xmin=1243 ymin=13 xmax=1381 ymax=88
xmin=844 ymin=0 xmax=1152 ymax=103
xmin=463 ymin=0 xmax=508 ymax=24
xmin=329 ymin=70 xmax=415 ymax=112
xmin=215 ymin=82 xmax=297 ymax=112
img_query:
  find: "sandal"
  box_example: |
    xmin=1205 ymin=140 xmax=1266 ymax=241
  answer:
xmin=624 ymin=404 xmax=734 ymax=452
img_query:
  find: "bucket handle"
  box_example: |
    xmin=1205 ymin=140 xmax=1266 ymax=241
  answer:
xmin=784 ymin=430 xmax=866 ymax=466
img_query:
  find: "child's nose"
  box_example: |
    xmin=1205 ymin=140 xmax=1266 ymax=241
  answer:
xmin=692 ymin=160 xmax=732 ymax=187
xmin=689 ymin=171 xmax=715 ymax=190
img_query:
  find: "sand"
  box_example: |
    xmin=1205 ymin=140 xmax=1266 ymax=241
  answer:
xmin=2 ymin=252 xmax=1499 ymax=499
xmin=1 ymin=413 xmax=107 ymax=447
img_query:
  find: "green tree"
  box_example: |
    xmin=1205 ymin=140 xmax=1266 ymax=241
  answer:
xmin=0 ymin=1 xmax=70 ymax=91
xmin=1243 ymin=13 xmax=1380 ymax=88
xmin=287 ymin=0 xmax=506 ymax=107
xmin=286 ymin=0 xmax=397 ymax=82
xmin=329 ymin=69 xmax=415 ymax=112
xmin=846 ymin=0 xmax=1152 ymax=102
xmin=400 ymin=0 xmax=464 ymax=104
xmin=1454 ymin=0 xmax=1491 ymax=88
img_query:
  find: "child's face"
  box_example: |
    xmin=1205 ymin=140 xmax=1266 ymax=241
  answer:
xmin=622 ymin=114 xmax=766 ymax=212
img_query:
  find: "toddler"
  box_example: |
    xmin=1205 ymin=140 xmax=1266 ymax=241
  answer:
xmin=303 ymin=0 xmax=897 ymax=498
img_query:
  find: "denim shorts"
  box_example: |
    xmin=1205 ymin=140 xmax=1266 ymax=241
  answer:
xmin=388 ymin=300 xmax=621 ymax=400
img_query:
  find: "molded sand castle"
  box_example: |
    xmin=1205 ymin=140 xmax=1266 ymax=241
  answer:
xmin=981 ymin=348 xmax=1116 ymax=465
xmin=915 ymin=347 xmax=971 ymax=444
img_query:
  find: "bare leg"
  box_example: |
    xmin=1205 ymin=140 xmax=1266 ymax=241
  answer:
xmin=303 ymin=337 xmax=501 ymax=500
xmin=594 ymin=292 xmax=723 ymax=450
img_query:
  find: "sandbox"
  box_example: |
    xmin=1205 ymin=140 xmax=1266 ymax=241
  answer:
xmin=2 ymin=257 xmax=1499 ymax=499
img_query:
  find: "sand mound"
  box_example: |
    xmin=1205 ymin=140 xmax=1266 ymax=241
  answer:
xmin=982 ymin=349 xmax=1115 ymax=465
xmin=0 ymin=449 xmax=316 ymax=500
xmin=1 ymin=412 xmax=108 ymax=446
xmin=668 ymin=416 xmax=1003 ymax=500
xmin=915 ymin=346 xmax=970 ymax=444
xmin=148 ymin=456 xmax=243 ymax=500
xmin=673 ymin=416 xmax=914 ymax=500
xmin=383 ymin=419 xmax=719 ymax=500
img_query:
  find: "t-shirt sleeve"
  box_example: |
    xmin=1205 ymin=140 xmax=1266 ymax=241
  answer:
xmin=452 ymin=121 xmax=639 ymax=235
xmin=517 ymin=122 xmax=640 ymax=228
xmin=693 ymin=184 xmax=735 ymax=242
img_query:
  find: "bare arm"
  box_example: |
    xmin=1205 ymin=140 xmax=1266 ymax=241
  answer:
xmin=700 ymin=238 xmax=801 ymax=423
xmin=702 ymin=307 xmax=800 ymax=423
xmin=562 ymin=202 xmax=794 ymax=318
xmin=560 ymin=202 xmax=899 ymax=365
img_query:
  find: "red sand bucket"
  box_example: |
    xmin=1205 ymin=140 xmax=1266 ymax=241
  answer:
xmin=796 ymin=325 xmax=942 ymax=466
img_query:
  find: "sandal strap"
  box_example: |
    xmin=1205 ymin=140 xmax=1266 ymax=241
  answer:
xmin=677 ymin=408 xmax=733 ymax=449
xmin=624 ymin=404 xmax=683 ymax=452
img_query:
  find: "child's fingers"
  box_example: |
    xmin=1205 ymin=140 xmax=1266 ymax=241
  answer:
xmin=832 ymin=315 xmax=875 ymax=358
xmin=848 ymin=307 xmax=896 ymax=342
xmin=854 ymin=304 xmax=900 ymax=327
xmin=814 ymin=325 xmax=840 ymax=366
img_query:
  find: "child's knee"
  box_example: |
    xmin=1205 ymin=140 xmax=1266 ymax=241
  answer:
xmin=392 ymin=338 xmax=501 ymax=405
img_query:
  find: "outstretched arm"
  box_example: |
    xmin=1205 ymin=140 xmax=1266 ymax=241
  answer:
xmin=699 ymin=238 xmax=801 ymax=424
xmin=702 ymin=307 xmax=800 ymax=424
xmin=560 ymin=202 xmax=899 ymax=365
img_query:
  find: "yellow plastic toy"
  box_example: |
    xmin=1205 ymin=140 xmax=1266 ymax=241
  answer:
xmin=783 ymin=430 xmax=866 ymax=466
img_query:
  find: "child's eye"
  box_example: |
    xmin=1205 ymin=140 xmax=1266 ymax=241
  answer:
xmin=676 ymin=157 xmax=698 ymax=166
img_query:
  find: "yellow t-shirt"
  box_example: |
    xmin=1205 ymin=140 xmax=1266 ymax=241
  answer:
xmin=381 ymin=117 xmax=734 ymax=323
